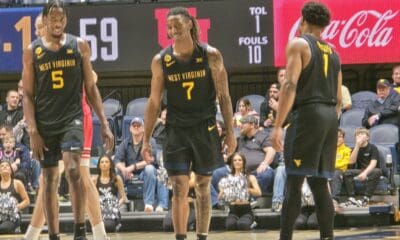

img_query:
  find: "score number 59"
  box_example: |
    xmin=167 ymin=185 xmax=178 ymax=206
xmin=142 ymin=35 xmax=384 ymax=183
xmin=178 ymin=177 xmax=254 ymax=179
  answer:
xmin=80 ymin=17 xmax=118 ymax=61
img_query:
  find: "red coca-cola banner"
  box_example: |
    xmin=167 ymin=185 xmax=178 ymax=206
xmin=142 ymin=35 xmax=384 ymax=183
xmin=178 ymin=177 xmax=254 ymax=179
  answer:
xmin=274 ymin=0 xmax=400 ymax=66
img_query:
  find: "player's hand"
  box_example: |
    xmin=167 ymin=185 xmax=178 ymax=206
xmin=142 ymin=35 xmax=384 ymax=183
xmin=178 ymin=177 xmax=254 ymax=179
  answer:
xmin=141 ymin=142 xmax=154 ymax=164
xmin=224 ymin=132 xmax=237 ymax=156
xmin=29 ymin=130 xmax=48 ymax=161
xmin=271 ymin=127 xmax=283 ymax=152
xmin=101 ymin=124 xmax=114 ymax=154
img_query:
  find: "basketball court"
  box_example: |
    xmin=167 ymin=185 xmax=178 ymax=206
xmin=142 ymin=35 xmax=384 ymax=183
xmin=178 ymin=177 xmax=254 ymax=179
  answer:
xmin=2 ymin=227 xmax=400 ymax=240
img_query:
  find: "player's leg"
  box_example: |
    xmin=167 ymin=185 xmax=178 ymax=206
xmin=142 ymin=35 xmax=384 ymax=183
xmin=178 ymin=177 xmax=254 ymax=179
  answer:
xmin=80 ymin=163 xmax=108 ymax=240
xmin=194 ymin=174 xmax=212 ymax=240
xmin=307 ymin=177 xmax=334 ymax=239
xmin=63 ymin=151 xmax=87 ymax=239
xmin=279 ymin=175 xmax=304 ymax=240
xmin=169 ymin=174 xmax=190 ymax=240
xmin=24 ymin=174 xmax=45 ymax=240
xmin=42 ymin=166 xmax=61 ymax=240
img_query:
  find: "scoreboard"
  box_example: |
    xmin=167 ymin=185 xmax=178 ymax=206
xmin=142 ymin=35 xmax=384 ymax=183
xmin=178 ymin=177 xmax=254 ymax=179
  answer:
xmin=0 ymin=0 xmax=274 ymax=73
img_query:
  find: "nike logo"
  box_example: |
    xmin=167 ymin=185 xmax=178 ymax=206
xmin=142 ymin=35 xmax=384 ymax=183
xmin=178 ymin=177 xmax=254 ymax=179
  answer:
xmin=70 ymin=147 xmax=81 ymax=151
xmin=208 ymin=125 xmax=216 ymax=132
xmin=166 ymin=60 xmax=175 ymax=67
xmin=37 ymin=52 xmax=45 ymax=59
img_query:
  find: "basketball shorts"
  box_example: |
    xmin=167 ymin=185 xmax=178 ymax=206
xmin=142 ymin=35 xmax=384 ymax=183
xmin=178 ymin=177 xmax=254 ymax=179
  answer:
xmin=163 ymin=118 xmax=223 ymax=176
xmin=284 ymin=103 xmax=337 ymax=178
xmin=40 ymin=119 xmax=84 ymax=168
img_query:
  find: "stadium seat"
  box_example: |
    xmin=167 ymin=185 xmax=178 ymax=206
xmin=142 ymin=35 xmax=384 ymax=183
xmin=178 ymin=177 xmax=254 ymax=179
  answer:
xmin=339 ymin=108 xmax=365 ymax=127
xmin=91 ymin=115 xmax=117 ymax=156
xmin=369 ymin=124 xmax=399 ymax=147
xmin=339 ymin=125 xmax=357 ymax=148
xmin=236 ymin=94 xmax=265 ymax=114
xmin=126 ymin=97 xmax=148 ymax=117
xmin=351 ymin=91 xmax=377 ymax=110
xmin=103 ymin=98 xmax=123 ymax=138
xmin=121 ymin=115 xmax=135 ymax=140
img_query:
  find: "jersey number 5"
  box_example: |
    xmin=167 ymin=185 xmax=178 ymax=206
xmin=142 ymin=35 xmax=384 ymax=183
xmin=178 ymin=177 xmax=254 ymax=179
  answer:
xmin=51 ymin=70 xmax=64 ymax=89
xmin=182 ymin=81 xmax=194 ymax=100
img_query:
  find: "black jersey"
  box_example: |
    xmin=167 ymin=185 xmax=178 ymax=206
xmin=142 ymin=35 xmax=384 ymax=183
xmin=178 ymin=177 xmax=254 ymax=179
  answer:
xmin=32 ymin=34 xmax=83 ymax=136
xmin=160 ymin=44 xmax=216 ymax=127
xmin=294 ymin=34 xmax=341 ymax=108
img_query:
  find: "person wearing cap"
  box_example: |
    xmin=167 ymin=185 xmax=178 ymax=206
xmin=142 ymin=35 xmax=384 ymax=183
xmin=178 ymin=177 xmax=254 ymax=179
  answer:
xmin=362 ymin=79 xmax=400 ymax=128
xmin=114 ymin=116 xmax=169 ymax=212
xmin=237 ymin=115 xmax=275 ymax=195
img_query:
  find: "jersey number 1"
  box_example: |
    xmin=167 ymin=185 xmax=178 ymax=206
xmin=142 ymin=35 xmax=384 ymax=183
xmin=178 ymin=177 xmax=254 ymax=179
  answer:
xmin=322 ymin=53 xmax=329 ymax=78
xmin=182 ymin=81 xmax=194 ymax=100
xmin=51 ymin=70 xmax=64 ymax=89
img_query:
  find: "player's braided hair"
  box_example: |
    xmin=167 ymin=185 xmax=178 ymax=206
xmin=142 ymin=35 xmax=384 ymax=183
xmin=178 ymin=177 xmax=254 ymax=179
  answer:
xmin=42 ymin=0 xmax=68 ymax=18
xmin=301 ymin=1 xmax=331 ymax=28
xmin=168 ymin=7 xmax=200 ymax=44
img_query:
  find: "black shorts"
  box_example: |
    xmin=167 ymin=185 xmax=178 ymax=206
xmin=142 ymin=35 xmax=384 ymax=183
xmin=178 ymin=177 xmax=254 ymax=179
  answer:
xmin=284 ymin=104 xmax=337 ymax=178
xmin=163 ymin=118 xmax=223 ymax=176
xmin=40 ymin=119 xmax=84 ymax=168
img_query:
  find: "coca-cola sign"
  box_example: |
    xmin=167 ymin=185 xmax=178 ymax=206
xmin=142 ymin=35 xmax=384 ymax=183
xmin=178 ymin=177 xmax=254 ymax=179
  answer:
xmin=274 ymin=0 xmax=400 ymax=66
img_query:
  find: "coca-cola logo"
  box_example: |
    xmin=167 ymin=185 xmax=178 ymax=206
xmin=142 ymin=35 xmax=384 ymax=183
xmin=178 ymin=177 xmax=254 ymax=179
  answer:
xmin=154 ymin=8 xmax=210 ymax=48
xmin=288 ymin=10 xmax=398 ymax=48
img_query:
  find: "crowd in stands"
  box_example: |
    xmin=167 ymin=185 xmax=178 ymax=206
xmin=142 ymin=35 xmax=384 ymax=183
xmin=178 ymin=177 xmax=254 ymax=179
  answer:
xmin=0 ymin=65 xmax=398 ymax=233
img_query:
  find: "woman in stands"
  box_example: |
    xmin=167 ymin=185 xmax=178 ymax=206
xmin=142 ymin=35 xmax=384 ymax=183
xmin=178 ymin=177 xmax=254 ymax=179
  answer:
xmin=233 ymin=98 xmax=259 ymax=128
xmin=218 ymin=152 xmax=261 ymax=230
xmin=0 ymin=161 xmax=29 ymax=233
xmin=94 ymin=154 xmax=127 ymax=232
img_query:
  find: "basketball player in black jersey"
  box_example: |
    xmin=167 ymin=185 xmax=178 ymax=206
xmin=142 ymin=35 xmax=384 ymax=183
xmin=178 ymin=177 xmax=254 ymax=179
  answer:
xmin=21 ymin=1 xmax=114 ymax=240
xmin=271 ymin=2 xmax=342 ymax=240
xmin=142 ymin=7 xmax=236 ymax=240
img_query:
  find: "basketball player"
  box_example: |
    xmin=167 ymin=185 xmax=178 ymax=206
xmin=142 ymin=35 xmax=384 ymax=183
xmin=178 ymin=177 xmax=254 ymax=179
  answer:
xmin=24 ymin=72 xmax=110 ymax=240
xmin=22 ymin=1 xmax=114 ymax=239
xmin=142 ymin=7 xmax=236 ymax=240
xmin=271 ymin=2 xmax=342 ymax=240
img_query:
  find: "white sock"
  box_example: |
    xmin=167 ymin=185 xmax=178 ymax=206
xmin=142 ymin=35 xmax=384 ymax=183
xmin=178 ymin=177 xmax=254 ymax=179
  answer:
xmin=92 ymin=222 xmax=108 ymax=240
xmin=24 ymin=225 xmax=41 ymax=240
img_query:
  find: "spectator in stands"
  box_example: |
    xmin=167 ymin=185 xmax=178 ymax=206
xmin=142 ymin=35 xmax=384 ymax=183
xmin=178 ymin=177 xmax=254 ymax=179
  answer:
xmin=342 ymin=127 xmax=382 ymax=207
xmin=0 ymin=126 xmax=36 ymax=190
xmin=210 ymin=120 xmax=229 ymax=208
xmin=260 ymin=83 xmax=280 ymax=129
xmin=362 ymin=79 xmax=400 ymax=128
xmin=163 ymin=172 xmax=196 ymax=232
xmin=330 ymin=128 xmax=351 ymax=209
xmin=392 ymin=64 xmax=400 ymax=94
xmin=17 ymin=79 xmax=23 ymax=107
xmin=276 ymin=67 xmax=286 ymax=85
xmin=237 ymin=115 xmax=275 ymax=195
xmin=341 ymin=85 xmax=352 ymax=112
xmin=218 ymin=152 xmax=261 ymax=230
xmin=295 ymin=179 xmax=318 ymax=230
xmin=0 ymin=90 xmax=23 ymax=127
xmin=13 ymin=80 xmax=29 ymax=147
xmin=152 ymin=107 xmax=168 ymax=187
xmin=233 ymin=98 xmax=259 ymax=128
xmin=114 ymin=116 xmax=168 ymax=212
xmin=271 ymin=152 xmax=286 ymax=213
xmin=0 ymin=161 xmax=29 ymax=234
xmin=0 ymin=135 xmax=27 ymax=186
xmin=94 ymin=154 xmax=127 ymax=232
